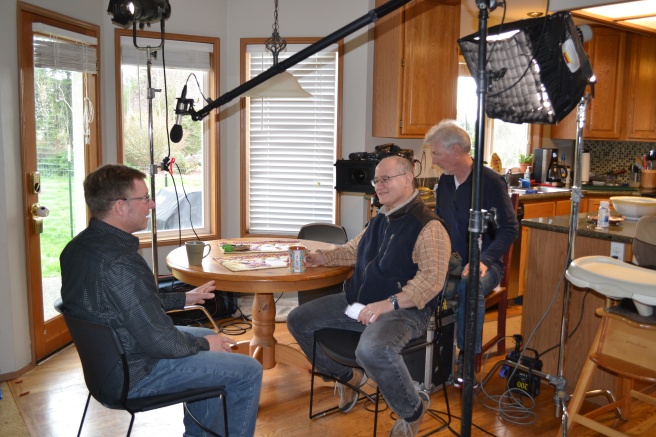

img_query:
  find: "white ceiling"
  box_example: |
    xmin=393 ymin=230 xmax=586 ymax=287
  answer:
xmin=481 ymin=0 xmax=651 ymax=27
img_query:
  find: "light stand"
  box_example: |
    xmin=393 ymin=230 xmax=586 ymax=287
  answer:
xmin=554 ymin=94 xmax=590 ymax=433
xmin=131 ymin=19 xmax=166 ymax=284
xmin=458 ymin=2 xmax=498 ymax=435
xmin=478 ymin=96 xmax=590 ymax=436
xmin=458 ymin=7 xmax=595 ymax=435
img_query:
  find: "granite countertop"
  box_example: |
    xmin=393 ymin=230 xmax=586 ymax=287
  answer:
xmin=516 ymin=188 xmax=640 ymax=201
xmin=522 ymin=212 xmax=637 ymax=244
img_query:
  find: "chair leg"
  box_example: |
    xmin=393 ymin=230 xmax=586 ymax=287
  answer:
xmin=77 ymin=393 xmax=92 ymax=437
xmin=126 ymin=412 xmax=136 ymax=437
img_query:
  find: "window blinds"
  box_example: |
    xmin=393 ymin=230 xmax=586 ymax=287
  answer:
xmin=32 ymin=23 xmax=98 ymax=74
xmin=120 ymin=36 xmax=212 ymax=70
xmin=247 ymin=45 xmax=338 ymax=235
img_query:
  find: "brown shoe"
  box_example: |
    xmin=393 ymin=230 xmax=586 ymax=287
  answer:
xmin=335 ymin=368 xmax=368 ymax=413
xmin=389 ymin=390 xmax=431 ymax=436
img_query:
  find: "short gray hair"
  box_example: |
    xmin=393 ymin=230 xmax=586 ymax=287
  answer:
xmin=424 ymin=120 xmax=471 ymax=154
xmin=379 ymin=155 xmax=414 ymax=176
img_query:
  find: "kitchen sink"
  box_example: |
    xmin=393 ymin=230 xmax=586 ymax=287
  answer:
xmin=510 ymin=186 xmax=571 ymax=195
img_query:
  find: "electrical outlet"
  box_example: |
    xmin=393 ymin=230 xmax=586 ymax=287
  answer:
xmin=610 ymin=242 xmax=624 ymax=260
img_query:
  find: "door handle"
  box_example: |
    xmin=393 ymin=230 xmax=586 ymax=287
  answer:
xmin=30 ymin=203 xmax=49 ymax=234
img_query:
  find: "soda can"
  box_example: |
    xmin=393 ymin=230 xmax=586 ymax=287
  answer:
xmin=288 ymin=245 xmax=307 ymax=273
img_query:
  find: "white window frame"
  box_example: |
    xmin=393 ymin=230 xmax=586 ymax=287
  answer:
xmin=457 ymin=70 xmax=531 ymax=170
xmin=240 ymin=38 xmax=343 ymax=236
xmin=115 ymin=29 xmax=220 ymax=244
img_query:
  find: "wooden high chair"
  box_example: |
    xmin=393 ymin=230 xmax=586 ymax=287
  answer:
xmin=561 ymin=305 xmax=656 ymax=436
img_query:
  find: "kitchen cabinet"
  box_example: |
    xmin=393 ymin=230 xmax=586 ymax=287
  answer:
xmin=625 ymin=32 xmax=656 ymax=140
xmin=551 ymin=26 xmax=626 ymax=140
xmin=551 ymin=27 xmax=656 ymax=141
xmin=517 ymin=200 xmax=556 ymax=297
xmin=372 ymin=0 xmax=460 ymax=138
xmin=555 ymin=199 xmax=572 ymax=216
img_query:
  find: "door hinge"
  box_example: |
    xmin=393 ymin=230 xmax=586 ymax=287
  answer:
xmin=401 ymin=57 xmax=405 ymax=68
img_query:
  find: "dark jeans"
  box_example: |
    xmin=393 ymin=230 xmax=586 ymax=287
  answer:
xmin=446 ymin=263 xmax=503 ymax=353
xmin=287 ymin=293 xmax=432 ymax=421
xmin=128 ymin=326 xmax=262 ymax=437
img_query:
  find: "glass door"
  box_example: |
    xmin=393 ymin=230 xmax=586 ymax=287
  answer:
xmin=19 ymin=5 xmax=100 ymax=360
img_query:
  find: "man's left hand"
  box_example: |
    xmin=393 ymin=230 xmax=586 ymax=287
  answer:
xmin=185 ymin=280 xmax=216 ymax=306
xmin=358 ymin=300 xmax=394 ymax=325
xmin=461 ymin=262 xmax=487 ymax=279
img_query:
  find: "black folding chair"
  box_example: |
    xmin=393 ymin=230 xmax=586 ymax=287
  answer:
xmin=54 ymin=298 xmax=228 ymax=437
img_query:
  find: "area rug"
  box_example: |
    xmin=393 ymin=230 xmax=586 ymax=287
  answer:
xmin=235 ymin=295 xmax=299 ymax=322
xmin=0 ymin=381 xmax=30 ymax=436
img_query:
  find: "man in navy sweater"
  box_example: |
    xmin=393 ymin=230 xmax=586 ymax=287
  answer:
xmin=425 ymin=120 xmax=518 ymax=389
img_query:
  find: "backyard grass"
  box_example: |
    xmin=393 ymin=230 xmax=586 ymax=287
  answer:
xmin=38 ymin=171 xmax=203 ymax=278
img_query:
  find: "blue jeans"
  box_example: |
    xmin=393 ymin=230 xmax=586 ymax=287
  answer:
xmin=128 ymin=326 xmax=262 ymax=437
xmin=447 ymin=263 xmax=503 ymax=353
xmin=287 ymin=293 xmax=432 ymax=422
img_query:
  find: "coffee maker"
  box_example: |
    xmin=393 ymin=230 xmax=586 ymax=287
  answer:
xmin=533 ymin=148 xmax=561 ymax=184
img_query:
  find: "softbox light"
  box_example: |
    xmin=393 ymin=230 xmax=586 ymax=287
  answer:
xmin=458 ymin=12 xmax=594 ymax=125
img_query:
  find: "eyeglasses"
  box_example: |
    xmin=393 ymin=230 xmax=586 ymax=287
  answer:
xmin=116 ymin=194 xmax=151 ymax=203
xmin=371 ymin=173 xmax=406 ymax=187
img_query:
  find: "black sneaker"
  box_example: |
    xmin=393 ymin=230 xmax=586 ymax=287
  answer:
xmin=453 ymin=351 xmax=464 ymax=389
xmin=453 ymin=351 xmax=478 ymax=390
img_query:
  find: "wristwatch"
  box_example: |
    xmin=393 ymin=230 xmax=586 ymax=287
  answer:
xmin=388 ymin=295 xmax=399 ymax=310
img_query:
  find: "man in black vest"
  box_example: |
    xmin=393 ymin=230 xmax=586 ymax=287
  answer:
xmin=288 ymin=156 xmax=451 ymax=437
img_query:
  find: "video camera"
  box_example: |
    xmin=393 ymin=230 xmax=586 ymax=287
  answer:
xmin=335 ymin=144 xmax=414 ymax=194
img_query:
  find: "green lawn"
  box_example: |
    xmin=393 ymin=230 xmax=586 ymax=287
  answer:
xmin=38 ymin=171 xmax=203 ymax=278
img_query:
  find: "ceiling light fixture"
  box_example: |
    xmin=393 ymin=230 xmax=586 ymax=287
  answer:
xmin=527 ymin=11 xmax=544 ymax=18
xmin=242 ymin=0 xmax=311 ymax=98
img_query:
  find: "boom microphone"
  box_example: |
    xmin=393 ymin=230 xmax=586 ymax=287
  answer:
xmin=170 ymin=85 xmax=188 ymax=143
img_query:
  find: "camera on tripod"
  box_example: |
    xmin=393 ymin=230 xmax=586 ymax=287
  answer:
xmin=335 ymin=144 xmax=414 ymax=194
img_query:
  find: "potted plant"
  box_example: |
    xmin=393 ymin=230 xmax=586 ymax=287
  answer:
xmin=518 ymin=153 xmax=533 ymax=173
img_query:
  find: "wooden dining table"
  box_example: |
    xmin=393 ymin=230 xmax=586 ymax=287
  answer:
xmin=166 ymin=237 xmax=353 ymax=371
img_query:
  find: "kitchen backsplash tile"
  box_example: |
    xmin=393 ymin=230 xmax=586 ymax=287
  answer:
xmin=584 ymin=140 xmax=655 ymax=184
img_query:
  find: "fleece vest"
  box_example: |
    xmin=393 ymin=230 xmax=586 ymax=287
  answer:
xmin=346 ymin=196 xmax=440 ymax=308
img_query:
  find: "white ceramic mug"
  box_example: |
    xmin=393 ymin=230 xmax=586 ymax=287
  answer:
xmin=185 ymin=241 xmax=211 ymax=266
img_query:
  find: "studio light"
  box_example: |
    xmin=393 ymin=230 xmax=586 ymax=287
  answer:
xmin=242 ymin=0 xmax=311 ymax=98
xmin=107 ymin=0 xmax=171 ymax=29
xmin=458 ymin=12 xmax=594 ymax=125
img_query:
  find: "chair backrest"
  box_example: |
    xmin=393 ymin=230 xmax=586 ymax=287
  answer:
xmin=633 ymin=215 xmax=656 ymax=269
xmin=297 ymin=223 xmax=348 ymax=245
xmin=54 ymin=298 xmax=128 ymax=407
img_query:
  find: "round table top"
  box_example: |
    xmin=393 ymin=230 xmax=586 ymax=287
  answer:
xmin=166 ymin=237 xmax=353 ymax=293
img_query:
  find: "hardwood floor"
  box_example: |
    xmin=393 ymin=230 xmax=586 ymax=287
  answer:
xmin=6 ymin=304 xmax=655 ymax=436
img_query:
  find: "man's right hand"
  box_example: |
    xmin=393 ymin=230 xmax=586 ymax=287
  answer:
xmin=205 ymin=334 xmax=237 ymax=352
xmin=305 ymin=251 xmax=327 ymax=266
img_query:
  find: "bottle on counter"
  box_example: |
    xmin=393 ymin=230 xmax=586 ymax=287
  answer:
xmin=524 ymin=166 xmax=532 ymax=183
xmin=598 ymin=201 xmax=610 ymax=229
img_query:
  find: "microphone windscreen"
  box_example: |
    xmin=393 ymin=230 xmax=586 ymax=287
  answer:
xmin=170 ymin=124 xmax=183 ymax=143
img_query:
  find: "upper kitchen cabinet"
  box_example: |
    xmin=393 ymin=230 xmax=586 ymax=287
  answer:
xmin=551 ymin=26 xmax=626 ymax=140
xmin=625 ymin=32 xmax=656 ymax=140
xmin=372 ymin=0 xmax=460 ymax=138
xmin=551 ymin=26 xmax=656 ymax=142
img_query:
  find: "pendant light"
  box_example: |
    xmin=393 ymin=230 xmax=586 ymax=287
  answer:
xmin=242 ymin=0 xmax=311 ymax=98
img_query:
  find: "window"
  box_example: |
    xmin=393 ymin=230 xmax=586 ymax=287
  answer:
xmin=115 ymin=30 xmax=220 ymax=241
xmin=457 ymin=74 xmax=529 ymax=170
xmin=241 ymin=39 xmax=342 ymax=236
